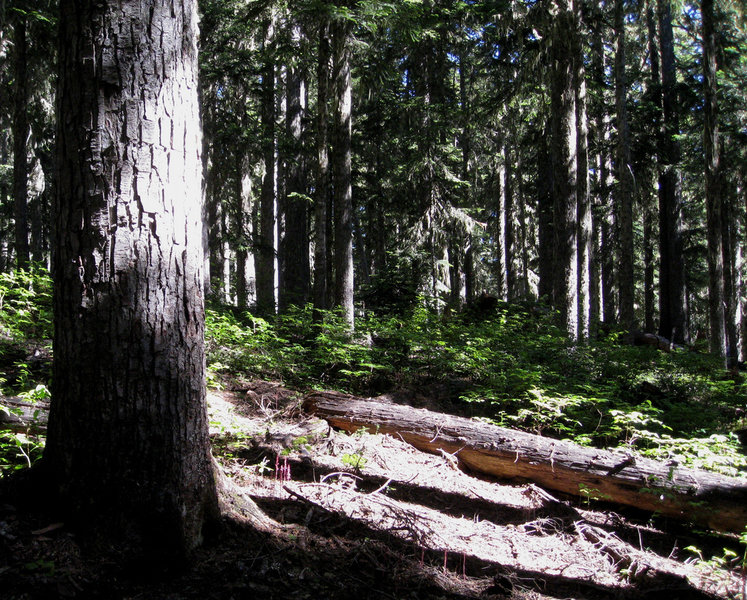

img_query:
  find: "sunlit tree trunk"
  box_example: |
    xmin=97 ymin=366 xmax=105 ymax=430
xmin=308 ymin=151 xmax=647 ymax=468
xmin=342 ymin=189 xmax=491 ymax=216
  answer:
xmin=332 ymin=16 xmax=354 ymax=328
xmin=643 ymin=0 xmax=660 ymax=334
xmin=517 ymin=151 xmax=530 ymax=299
xmin=496 ymin=164 xmax=507 ymax=300
xmin=592 ymin=17 xmax=616 ymax=327
xmin=614 ymin=0 xmax=635 ymax=335
xmin=550 ymin=0 xmax=578 ymax=338
xmin=642 ymin=176 xmax=657 ymax=333
xmin=46 ymin=0 xmax=219 ymax=555
xmin=504 ymin=138 xmax=516 ymax=301
xmin=575 ymin=1 xmax=591 ymax=340
xmin=0 ymin=133 xmax=10 ymax=271
xmin=235 ymin=154 xmax=252 ymax=309
xmin=740 ymin=171 xmax=747 ymax=363
xmin=13 ymin=13 xmax=29 ymax=268
xmin=589 ymin=17 xmax=605 ymax=331
xmin=314 ymin=20 xmax=331 ymax=317
xmin=256 ymin=20 xmax=277 ymax=316
xmin=537 ymin=121 xmax=554 ymax=304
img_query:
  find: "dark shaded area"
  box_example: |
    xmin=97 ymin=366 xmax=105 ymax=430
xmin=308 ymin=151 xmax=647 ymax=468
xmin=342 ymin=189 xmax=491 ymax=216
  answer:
xmin=0 ymin=491 xmax=724 ymax=600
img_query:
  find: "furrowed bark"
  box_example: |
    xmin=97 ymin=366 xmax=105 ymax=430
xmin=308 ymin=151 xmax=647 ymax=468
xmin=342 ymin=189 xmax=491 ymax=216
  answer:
xmin=46 ymin=0 xmax=219 ymax=555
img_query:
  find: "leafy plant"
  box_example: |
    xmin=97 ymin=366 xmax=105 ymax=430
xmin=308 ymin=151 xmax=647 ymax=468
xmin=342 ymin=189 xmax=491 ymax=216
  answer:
xmin=341 ymin=452 xmax=368 ymax=470
xmin=0 ymin=267 xmax=53 ymax=341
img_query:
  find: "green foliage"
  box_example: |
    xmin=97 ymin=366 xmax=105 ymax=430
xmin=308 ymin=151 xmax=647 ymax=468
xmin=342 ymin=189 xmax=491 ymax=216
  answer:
xmin=684 ymin=533 xmax=747 ymax=596
xmin=0 ymin=267 xmax=53 ymax=341
xmin=0 ymin=429 xmax=44 ymax=475
xmin=205 ymin=299 xmax=746 ymax=478
xmin=341 ymin=452 xmax=367 ymax=470
xmin=0 ymin=400 xmax=45 ymax=476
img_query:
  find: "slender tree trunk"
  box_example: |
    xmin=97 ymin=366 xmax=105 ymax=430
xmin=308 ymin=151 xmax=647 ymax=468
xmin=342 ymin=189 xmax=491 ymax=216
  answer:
xmin=722 ymin=194 xmax=738 ymax=368
xmin=550 ymin=0 xmax=578 ymax=339
xmin=703 ymin=0 xmax=725 ymax=358
xmin=0 ymin=133 xmax=9 ymax=272
xmin=496 ymin=165 xmax=507 ymax=300
xmin=591 ymin=19 xmax=617 ymax=327
xmin=465 ymin=234 xmax=475 ymax=305
xmin=279 ymin=20 xmax=310 ymax=312
xmin=235 ymin=155 xmax=251 ymax=309
xmin=504 ymin=139 xmax=516 ymax=301
xmin=600 ymin=128 xmax=617 ymax=326
xmin=644 ymin=0 xmax=660 ymax=334
xmin=517 ymin=152 xmax=530 ymax=299
xmin=46 ymin=0 xmax=219 ymax=555
xmin=314 ymin=20 xmax=331 ymax=318
xmin=589 ymin=17 xmax=605 ymax=332
xmin=657 ymin=0 xmax=688 ymax=344
xmin=537 ymin=121 xmax=554 ymax=303
xmin=448 ymin=232 xmax=460 ymax=308
xmin=13 ymin=14 xmax=29 ymax=269
xmin=643 ymin=176 xmax=657 ymax=332
xmin=614 ymin=0 xmax=635 ymax=335
xmin=256 ymin=23 xmax=277 ymax=316
xmin=702 ymin=0 xmax=737 ymax=367
xmin=331 ymin=17 xmax=354 ymax=328
xmin=739 ymin=172 xmax=746 ymax=363
xmin=575 ymin=3 xmax=591 ymax=340
xmin=458 ymin=39 xmax=473 ymax=304
xmin=222 ymin=205 xmax=232 ymax=304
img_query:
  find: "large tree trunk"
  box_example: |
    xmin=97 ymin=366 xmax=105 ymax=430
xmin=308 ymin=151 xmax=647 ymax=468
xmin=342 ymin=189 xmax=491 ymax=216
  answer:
xmin=45 ymin=0 xmax=219 ymax=555
xmin=303 ymin=392 xmax=747 ymax=533
xmin=278 ymin=19 xmax=310 ymax=312
xmin=703 ymin=0 xmax=725 ymax=360
xmin=256 ymin=20 xmax=277 ymax=317
xmin=657 ymin=0 xmax=688 ymax=345
xmin=614 ymin=0 xmax=635 ymax=335
xmin=644 ymin=0 xmax=661 ymax=335
xmin=702 ymin=0 xmax=737 ymax=368
xmin=574 ymin=1 xmax=591 ymax=341
xmin=550 ymin=0 xmax=578 ymax=339
xmin=313 ymin=20 xmax=331 ymax=318
xmin=590 ymin=14 xmax=615 ymax=328
xmin=331 ymin=17 xmax=354 ymax=329
xmin=12 ymin=13 xmax=29 ymax=269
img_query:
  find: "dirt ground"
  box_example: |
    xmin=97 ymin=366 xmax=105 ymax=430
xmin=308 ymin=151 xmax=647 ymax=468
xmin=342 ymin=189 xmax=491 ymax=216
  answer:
xmin=0 ymin=379 xmax=744 ymax=599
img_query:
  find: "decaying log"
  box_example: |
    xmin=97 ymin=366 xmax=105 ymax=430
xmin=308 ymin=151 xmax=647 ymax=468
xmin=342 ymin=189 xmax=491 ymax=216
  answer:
xmin=633 ymin=332 xmax=680 ymax=352
xmin=303 ymin=391 xmax=747 ymax=533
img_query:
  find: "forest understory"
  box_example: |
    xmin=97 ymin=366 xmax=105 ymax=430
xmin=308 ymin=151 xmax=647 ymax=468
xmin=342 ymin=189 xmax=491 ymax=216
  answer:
xmin=1 ymin=378 xmax=745 ymax=600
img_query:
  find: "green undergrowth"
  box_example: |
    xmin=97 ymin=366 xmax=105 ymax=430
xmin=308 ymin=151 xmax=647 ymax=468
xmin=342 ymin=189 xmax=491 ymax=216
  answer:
xmin=0 ymin=265 xmax=744 ymax=480
xmin=0 ymin=267 xmax=52 ymax=476
xmin=206 ymin=300 xmax=747 ymax=478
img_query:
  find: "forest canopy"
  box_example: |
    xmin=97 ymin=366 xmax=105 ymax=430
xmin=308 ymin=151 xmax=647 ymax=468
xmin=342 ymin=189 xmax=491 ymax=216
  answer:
xmin=1 ymin=0 xmax=746 ymax=359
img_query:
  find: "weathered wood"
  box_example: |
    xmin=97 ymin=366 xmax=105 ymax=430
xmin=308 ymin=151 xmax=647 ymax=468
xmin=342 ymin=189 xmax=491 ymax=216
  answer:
xmin=303 ymin=391 xmax=747 ymax=533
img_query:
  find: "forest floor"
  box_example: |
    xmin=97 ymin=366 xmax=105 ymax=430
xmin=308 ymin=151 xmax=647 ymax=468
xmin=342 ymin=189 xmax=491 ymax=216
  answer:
xmin=1 ymin=377 xmax=745 ymax=600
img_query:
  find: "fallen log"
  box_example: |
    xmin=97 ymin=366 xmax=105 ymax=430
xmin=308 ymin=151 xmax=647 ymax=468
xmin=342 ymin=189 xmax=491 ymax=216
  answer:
xmin=303 ymin=391 xmax=747 ymax=533
xmin=0 ymin=398 xmax=48 ymax=433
